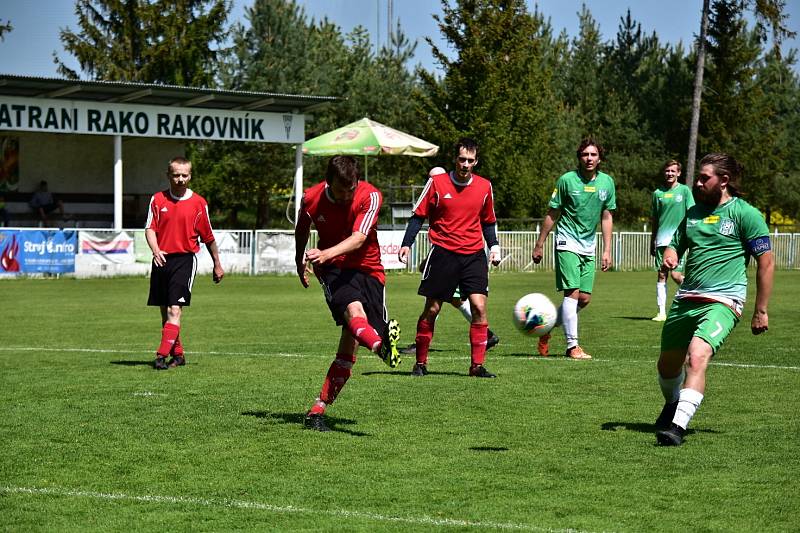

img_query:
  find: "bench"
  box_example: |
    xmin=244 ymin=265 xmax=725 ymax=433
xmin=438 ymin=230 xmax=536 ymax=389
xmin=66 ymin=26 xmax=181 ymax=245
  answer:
xmin=2 ymin=191 xmax=115 ymax=228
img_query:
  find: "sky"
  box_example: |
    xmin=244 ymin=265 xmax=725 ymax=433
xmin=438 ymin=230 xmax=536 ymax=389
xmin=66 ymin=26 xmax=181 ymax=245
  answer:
xmin=0 ymin=0 xmax=798 ymax=80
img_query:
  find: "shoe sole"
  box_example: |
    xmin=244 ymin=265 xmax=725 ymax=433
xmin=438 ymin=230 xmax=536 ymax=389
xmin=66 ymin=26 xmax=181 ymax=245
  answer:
xmin=385 ymin=319 xmax=401 ymax=368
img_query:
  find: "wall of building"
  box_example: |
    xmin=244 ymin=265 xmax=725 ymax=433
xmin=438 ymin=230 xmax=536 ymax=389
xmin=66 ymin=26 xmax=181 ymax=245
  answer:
xmin=15 ymin=131 xmax=185 ymax=195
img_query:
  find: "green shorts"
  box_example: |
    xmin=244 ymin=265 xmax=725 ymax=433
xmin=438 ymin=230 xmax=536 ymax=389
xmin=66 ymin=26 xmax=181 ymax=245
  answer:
xmin=653 ymin=246 xmax=685 ymax=273
xmin=660 ymin=299 xmax=739 ymax=355
xmin=555 ymin=250 xmax=595 ymax=293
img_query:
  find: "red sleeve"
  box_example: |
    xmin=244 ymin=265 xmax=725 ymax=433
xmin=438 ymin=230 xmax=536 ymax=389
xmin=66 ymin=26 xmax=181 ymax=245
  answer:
xmin=145 ymin=194 xmax=159 ymax=231
xmin=412 ymin=178 xmax=435 ymax=218
xmin=480 ymin=181 xmax=497 ymax=224
xmin=195 ymin=199 xmax=215 ymax=244
xmin=296 ymin=195 xmax=312 ymax=235
xmin=353 ymin=188 xmax=381 ymax=235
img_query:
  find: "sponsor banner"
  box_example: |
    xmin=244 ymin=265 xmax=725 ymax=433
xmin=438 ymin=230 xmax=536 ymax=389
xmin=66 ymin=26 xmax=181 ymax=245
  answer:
xmin=0 ymin=95 xmax=304 ymax=143
xmin=79 ymin=231 xmax=136 ymax=264
xmin=0 ymin=229 xmax=77 ymax=274
xmin=378 ymin=230 xmax=406 ymax=270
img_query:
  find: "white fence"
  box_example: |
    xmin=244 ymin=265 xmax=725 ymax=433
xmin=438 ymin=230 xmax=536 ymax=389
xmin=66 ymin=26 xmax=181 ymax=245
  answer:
xmin=6 ymin=228 xmax=798 ymax=278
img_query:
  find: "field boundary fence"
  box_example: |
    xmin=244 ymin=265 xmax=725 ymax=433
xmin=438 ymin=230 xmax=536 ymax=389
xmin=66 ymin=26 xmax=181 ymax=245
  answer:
xmin=2 ymin=228 xmax=797 ymax=278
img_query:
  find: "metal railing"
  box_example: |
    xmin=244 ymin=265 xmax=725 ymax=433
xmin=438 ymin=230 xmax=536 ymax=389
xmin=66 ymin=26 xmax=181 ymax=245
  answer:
xmin=6 ymin=228 xmax=798 ymax=277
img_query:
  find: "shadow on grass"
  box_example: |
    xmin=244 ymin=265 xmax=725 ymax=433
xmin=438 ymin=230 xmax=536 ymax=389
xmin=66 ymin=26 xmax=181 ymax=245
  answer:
xmin=601 ymin=421 xmax=721 ymax=437
xmin=241 ymin=411 xmax=370 ymax=437
xmin=469 ymin=446 xmax=509 ymax=452
xmin=110 ymin=360 xmax=158 ymax=367
xmin=614 ymin=316 xmax=657 ymax=321
xmin=361 ymin=370 xmax=465 ymax=377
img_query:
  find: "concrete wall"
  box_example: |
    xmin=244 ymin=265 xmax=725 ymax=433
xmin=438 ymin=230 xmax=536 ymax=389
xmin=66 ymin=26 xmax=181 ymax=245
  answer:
xmin=14 ymin=131 xmax=185 ymax=195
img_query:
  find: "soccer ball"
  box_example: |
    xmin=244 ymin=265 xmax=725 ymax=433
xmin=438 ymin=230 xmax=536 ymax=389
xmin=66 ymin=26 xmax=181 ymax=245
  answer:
xmin=513 ymin=293 xmax=557 ymax=337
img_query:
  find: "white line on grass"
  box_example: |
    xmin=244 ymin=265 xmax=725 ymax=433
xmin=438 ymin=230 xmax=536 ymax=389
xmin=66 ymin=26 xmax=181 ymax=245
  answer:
xmin=1 ymin=346 xmax=798 ymax=371
xmin=1 ymin=486 xmax=588 ymax=532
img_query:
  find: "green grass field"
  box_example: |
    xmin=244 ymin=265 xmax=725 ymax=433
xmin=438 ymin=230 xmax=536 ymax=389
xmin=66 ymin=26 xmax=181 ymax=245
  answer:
xmin=1 ymin=271 xmax=799 ymax=532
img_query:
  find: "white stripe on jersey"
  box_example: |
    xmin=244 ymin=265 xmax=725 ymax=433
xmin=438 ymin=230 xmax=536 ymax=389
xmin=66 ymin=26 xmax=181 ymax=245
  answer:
xmin=144 ymin=196 xmax=156 ymax=230
xmin=412 ymin=178 xmax=434 ymax=212
xmin=358 ymin=191 xmax=380 ymax=234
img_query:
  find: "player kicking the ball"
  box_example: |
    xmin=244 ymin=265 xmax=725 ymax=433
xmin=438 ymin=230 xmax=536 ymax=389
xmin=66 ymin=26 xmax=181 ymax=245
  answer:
xmin=295 ymin=155 xmax=401 ymax=432
xmin=654 ymin=153 xmax=773 ymax=446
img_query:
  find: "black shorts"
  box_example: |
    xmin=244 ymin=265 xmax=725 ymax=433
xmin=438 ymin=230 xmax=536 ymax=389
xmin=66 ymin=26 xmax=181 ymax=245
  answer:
xmin=147 ymin=253 xmax=197 ymax=307
xmin=318 ymin=267 xmax=388 ymax=332
xmin=418 ymin=246 xmax=489 ymax=301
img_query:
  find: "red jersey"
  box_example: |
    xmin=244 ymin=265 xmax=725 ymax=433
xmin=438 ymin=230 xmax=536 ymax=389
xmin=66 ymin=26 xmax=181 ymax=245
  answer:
xmin=145 ymin=189 xmax=215 ymax=254
xmin=413 ymin=171 xmax=496 ymax=254
xmin=299 ymin=180 xmax=385 ymax=284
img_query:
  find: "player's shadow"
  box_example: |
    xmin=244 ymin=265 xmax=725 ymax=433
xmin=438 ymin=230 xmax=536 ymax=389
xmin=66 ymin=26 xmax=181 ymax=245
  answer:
xmin=469 ymin=446 xmax=509 ymax=452
xmin=110 ymin=360 xmax=158 ymax=367
xmin=615 ymin=316 xmax=656 ymax=321
xmin=361 ymin=370 xmax=465 ymax=377
xmin=241 ymin=411 xmax=370 ymax=437
xmin=601 ymin=421 xmax=720 ymax=440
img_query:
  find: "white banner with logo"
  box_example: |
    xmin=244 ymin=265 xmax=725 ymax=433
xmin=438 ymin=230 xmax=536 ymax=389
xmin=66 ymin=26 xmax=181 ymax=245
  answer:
xmin=0 ymin=95 xmax=304 ymax=143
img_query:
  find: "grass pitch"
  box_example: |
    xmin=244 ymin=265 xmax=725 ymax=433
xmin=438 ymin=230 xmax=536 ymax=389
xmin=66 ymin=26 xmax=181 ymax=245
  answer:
xmin=1 ymin=271 xmax=799 ymax=531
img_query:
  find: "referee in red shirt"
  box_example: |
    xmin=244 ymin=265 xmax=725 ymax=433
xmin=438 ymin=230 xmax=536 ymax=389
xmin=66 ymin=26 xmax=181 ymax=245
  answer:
xmin=295 ymin=155 xmax=401 ymax=432
xmin=399 ymin=138 xmax=501 ymax=378
xmin=145 ymin=156 xmax=224 ymax=370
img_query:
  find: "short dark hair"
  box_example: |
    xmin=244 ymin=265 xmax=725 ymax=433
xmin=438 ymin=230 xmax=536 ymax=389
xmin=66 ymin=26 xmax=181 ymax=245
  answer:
xmin=699 ymin=153 xmax=743 ymax=197
xmin=454 ymin=137 xmax=479 ymax=159
xmin=167 ymin=156 xmax=191 ymax=173
xmin=325 ymin=155 xmax=360 ymax=185
xmin=576 ymin=137 xmax=604 ymax=161
xmin=662 ymin=159 xmax=682 ymax=173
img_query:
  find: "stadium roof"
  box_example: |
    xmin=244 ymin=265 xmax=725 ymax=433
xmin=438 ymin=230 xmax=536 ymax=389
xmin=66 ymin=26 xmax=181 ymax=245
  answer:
xmin=0 ymin=73 xmax=341 ymax=113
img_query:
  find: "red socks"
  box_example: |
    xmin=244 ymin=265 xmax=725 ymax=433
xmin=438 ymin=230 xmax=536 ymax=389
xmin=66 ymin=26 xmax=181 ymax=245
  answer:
xmin=415 ymin=318 xmax=435 ymax=365
xmin=172 ymin=335 xmax=184 ymax=356
xmin=157 ymin=323 xmax=180 ymax=357
xmin=347 ymin=316 xmax=382 ymax=352
xmin=470 ymin=323 xmax=488 ymax=366
xmin=318 ymin=353 xmax=357 ymax=406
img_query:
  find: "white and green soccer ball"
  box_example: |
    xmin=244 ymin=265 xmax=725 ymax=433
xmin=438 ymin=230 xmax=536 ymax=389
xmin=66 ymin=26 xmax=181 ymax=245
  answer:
xmin=513 ymin=293 xmax=557 ymax=337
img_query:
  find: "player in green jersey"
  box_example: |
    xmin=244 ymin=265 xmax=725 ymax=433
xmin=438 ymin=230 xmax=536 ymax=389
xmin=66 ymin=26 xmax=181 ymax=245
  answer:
xmin=655 ymin=153 xmax=774 ymax=446
xmin=532 ymin=137 xmax=616 ymax=359
xmin=650 ymin=160 xmax=695 ymax=321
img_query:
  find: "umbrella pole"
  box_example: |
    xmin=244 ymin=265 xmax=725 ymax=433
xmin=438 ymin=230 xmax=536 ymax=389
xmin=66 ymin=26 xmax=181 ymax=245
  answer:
xmin=364 ymin=155 xmax=368 ymax=182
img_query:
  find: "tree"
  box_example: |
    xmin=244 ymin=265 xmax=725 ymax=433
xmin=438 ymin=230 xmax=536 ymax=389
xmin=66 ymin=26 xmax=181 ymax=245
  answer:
xmin=193 ymin=0 xmax=423 ymax=228
xmin=0 ymin=19 xmax=12 ymax=41
xmin=685 ymin=0 xmax=796 ymax=184
xmin=418 ymin=0 xmax=575 ymax=221
xmin=55 ymin=0 xmax=229 ymax=86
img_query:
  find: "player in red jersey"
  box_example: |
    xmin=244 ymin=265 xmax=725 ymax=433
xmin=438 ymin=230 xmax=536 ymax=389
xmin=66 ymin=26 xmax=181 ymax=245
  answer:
xmin=295 ymin=155 xmax=401 ymax=432
xmin=145 ymin=156 xmax=224 ymax=370
xmin=398 ymin=138 xmax=501 ymax=378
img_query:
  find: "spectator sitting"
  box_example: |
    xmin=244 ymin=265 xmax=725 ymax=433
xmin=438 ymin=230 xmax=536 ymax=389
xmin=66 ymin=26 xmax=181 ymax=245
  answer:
xmin=29 ymin=180 xmax=64 ymax=226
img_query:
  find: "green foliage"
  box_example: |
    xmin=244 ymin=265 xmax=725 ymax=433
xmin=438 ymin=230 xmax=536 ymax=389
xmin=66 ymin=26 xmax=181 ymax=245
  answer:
xmin=0 ymin=18 xmax=12 ymax=41
xmin=2 ymin=272 xmax=800 ymax=530
xmin=193 ymin=0 xmax=426 ymax=227
xmin=418 ymin=0 xmax=575 ymax=219
xmin=55 ymin=0 xmax=230 ymax=85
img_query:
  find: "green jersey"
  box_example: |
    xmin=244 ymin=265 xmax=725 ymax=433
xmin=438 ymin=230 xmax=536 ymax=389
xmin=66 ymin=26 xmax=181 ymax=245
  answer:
xmin=548 ymin=170 xmax=616 ymax=256
xmin=652 ymin=183 xmax=694 ymax=247
xmin=670 ymin=196 xmax=770 ymax=315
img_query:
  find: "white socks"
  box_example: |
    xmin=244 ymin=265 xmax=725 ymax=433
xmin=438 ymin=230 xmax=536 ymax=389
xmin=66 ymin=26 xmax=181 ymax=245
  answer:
xmin=458 ymin=300 xmax=472 ymax=323
xmin=658 ymin=368 xmax=685 ymax=404
xmin=673 ymin=388 xmax=704 ymax=429
xmin=561 ymin=297 xmax=579 ymax=349
xmin=656 ymin=282 xmax=667 ymax=314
